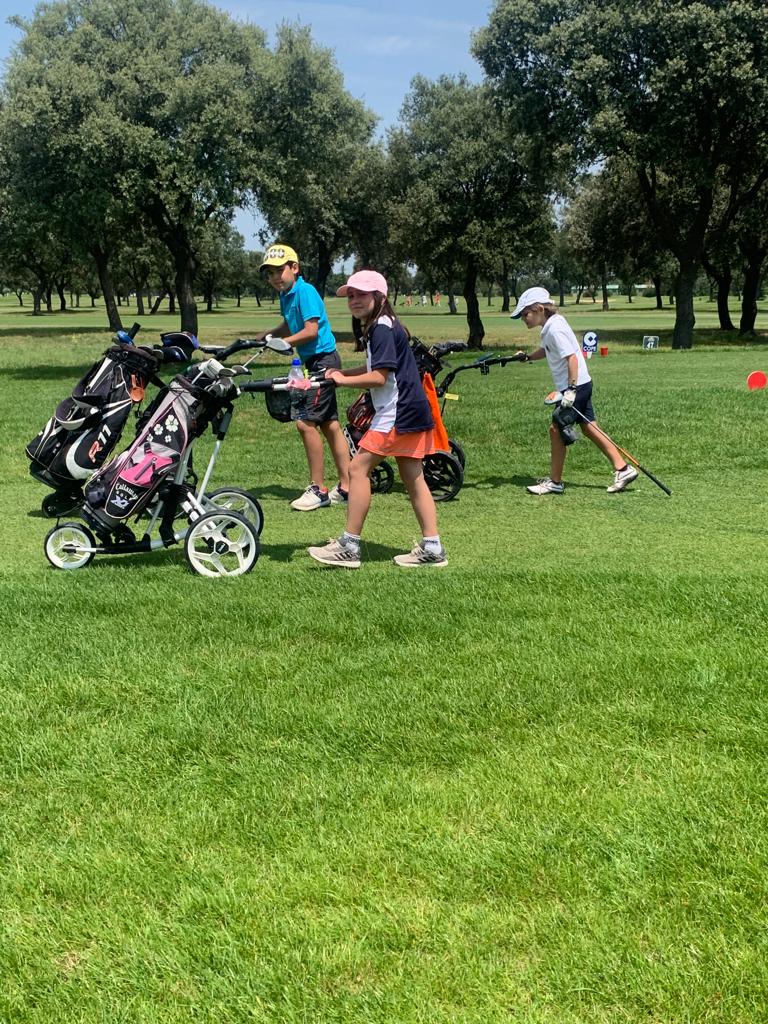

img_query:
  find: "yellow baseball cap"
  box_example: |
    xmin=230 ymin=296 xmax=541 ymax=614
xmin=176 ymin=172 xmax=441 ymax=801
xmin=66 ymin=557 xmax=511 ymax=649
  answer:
xmin=260 ymin=243 xmax=299 ymax=269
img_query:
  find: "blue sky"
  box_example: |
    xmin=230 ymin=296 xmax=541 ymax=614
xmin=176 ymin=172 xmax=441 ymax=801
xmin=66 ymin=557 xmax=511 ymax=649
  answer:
xmin=0 ymin=0 xmax=491 ymax=244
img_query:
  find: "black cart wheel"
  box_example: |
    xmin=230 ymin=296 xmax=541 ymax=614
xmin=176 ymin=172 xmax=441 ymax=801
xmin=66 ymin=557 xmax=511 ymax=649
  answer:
xmin=423 ymin=451 xmax=464 ymax=502
xmin=448 ymin=438 xmax=466 ymax=469
xmin=371 ymin=461 xmax=395 ymax=494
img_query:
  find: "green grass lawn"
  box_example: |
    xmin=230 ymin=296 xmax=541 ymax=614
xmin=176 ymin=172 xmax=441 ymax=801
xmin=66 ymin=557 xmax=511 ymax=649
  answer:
xmin=2 ymin=301 xmax=768 ymax=1022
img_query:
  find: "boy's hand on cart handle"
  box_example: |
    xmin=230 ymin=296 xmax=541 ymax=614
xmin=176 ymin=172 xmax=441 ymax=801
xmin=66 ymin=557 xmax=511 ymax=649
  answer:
xmin=325 ymin=369 xmax=343 ymax=385
xmin=560 ymin=387 xmax=576 ymax=408
xmin=515 ymin=350 xmax=530 ymax=362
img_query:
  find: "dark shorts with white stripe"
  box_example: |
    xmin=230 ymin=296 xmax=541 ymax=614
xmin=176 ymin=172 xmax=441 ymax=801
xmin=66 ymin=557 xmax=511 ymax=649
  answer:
xmin=293 ymin=350 xmax=341 ymax=424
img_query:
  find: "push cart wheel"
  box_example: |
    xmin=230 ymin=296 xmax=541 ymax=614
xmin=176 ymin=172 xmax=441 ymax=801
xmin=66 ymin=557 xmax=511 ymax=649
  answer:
xmin=185 ymin=510 xmax=260 ymax=578
xmin=44 ymin=521 xmax=96 ymax=570
xmin=371 ymin=460 xmax=395 ymax=494
xmin=423 ymin=451 xmax=464 ymax=502
xmin=448 ymin=438 xmax=466 ymax=469
xmin=207 ymin=487 xmax=264 ymax=536
xmin=42 ymin=491 xmax=82 ymax=518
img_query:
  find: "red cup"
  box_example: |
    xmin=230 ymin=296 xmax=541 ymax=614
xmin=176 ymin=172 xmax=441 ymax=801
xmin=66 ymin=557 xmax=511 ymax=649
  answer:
xmin=599 ymin=346 xmax=608 ymax=357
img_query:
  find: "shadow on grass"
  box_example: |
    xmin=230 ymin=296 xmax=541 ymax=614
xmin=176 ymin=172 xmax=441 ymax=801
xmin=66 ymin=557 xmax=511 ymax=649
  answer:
xmin=262 ymin=539 xmax=403 ymax=566
xmin=3 ymin=364 xmax=95 ymax=382
xmin=0 ymin=323 xmax=111 ymax=340
xmin=462 ymin=473 xmax=608 ymax=492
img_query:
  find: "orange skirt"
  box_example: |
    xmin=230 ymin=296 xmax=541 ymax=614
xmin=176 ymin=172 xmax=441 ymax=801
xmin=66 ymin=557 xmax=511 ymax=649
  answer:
xmin=359 ymin=426 xmax=436 ymax=459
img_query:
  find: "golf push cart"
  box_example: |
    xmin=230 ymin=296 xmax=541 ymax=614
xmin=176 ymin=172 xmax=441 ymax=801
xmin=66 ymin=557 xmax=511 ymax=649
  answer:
xmin=42 ymin=333 xmax=320 ymax=578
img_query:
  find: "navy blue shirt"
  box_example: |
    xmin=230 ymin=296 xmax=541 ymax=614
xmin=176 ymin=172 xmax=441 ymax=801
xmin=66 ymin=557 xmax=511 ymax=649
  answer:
xmin=366 ymin=316 xmax=434 ymax=434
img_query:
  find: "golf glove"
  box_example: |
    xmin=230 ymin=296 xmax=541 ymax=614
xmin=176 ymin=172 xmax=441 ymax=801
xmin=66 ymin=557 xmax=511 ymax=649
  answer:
xmin=515 ymin=350 xmax=529 ymax=362
xmin=560 ymin=387 xmax=576 ymax=408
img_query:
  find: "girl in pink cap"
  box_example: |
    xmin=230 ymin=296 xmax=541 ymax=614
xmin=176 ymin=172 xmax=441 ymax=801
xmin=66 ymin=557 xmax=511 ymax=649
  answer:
xmin=307 ymin=270 xmax=448 ymax=569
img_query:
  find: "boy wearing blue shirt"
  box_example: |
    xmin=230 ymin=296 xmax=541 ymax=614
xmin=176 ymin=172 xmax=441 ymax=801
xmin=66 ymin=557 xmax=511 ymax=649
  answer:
xmin=257 ymin=244 xmax=350 ymax=511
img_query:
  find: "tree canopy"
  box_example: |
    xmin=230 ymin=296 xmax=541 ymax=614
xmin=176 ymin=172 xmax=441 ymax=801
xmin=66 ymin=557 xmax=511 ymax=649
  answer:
xmin=475 ymin=0 xmax=768 ymax=347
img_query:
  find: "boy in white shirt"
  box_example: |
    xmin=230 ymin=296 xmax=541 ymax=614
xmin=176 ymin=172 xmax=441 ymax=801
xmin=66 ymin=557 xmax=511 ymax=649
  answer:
xmin=512 ymin=287 xmax=638 ymax=494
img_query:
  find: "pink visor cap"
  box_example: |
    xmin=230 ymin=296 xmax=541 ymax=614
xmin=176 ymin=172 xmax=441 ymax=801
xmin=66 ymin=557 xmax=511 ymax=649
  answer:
xmin=337 ymin=270 xmax=388 ymax=297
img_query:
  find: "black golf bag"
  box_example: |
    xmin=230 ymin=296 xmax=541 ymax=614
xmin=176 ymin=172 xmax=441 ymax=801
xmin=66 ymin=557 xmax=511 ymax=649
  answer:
xmin=82 ymin=359 xmax=230 ymax=536
xmin=26 ymin=344 xmax=162 ymax=514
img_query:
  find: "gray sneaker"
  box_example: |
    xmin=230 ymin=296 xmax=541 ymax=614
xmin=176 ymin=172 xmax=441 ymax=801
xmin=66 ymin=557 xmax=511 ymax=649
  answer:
xmin=328 ymin=485 xmax=349 ymax=504
xmin=393 ymin=543 xmax=448 ymax=568
xmin=291 ymin=484 xmax=331 ymax=511
xmin=526 ymin=477 xmax=564 ymax=495
xmin=307 ymin=537 xmax=361 ymax=568
xmin=607 ymin=465 xmax=639 ymax=493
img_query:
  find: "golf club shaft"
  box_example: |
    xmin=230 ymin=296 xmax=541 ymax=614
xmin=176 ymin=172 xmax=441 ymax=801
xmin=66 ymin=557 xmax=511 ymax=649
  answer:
xmin=567 ymin=406 xmax=672 ymax=496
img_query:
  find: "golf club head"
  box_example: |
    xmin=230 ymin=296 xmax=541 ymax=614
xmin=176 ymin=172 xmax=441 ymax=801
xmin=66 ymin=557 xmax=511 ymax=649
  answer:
xmin=265 ymin=335 xmax=293 ymax=355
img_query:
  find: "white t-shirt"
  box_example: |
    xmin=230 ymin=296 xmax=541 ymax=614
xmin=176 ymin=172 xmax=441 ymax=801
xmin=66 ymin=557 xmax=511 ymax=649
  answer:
xmin=540 ymin=314 xmax=591 ymax=391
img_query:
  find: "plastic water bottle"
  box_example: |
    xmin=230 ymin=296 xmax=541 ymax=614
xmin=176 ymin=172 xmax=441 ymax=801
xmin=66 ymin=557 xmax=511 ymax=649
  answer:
xmin=288 ymin=357 xmax=304 ymax=385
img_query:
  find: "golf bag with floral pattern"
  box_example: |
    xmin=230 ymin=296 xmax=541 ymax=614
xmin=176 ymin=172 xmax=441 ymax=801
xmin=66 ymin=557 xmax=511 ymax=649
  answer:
xmin=83 ymin=360 xmax=225 ymax=533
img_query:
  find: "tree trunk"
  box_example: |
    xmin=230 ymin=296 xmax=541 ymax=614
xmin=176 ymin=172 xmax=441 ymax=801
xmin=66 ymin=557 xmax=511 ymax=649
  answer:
xmin=236 ymin=288 xmax=242 ymax=308
xmin=56 ymin=283 xmax=67 ymax=311
xmin=254 ymin=293 xmax=261 ymax=308
xmin=45 ymin=289 xmax=53 ymax=313
xmin=135 ymin=283 xmax=145 ymax=316
xmin=174 ymin=249 xmax=198 ymax=334
xmin=672 ymin=259 xmax=698 ymax=349
xmin=312 ymin=239 xmax=333 ymax=297
xmin=486 ymin=285 xmax=493 ymax=307
xmin=716 ymin=271 xmax=735 ymax=331
xmin=558 ymin=280 xmax=566 ymax=306
xmin=92 ymin=246 xmax=122 ymax=330
xmin=702 ymin=254 xmax=734 ymax=330
xmin=14 ymin=290 xmax=24 ymax=306
xmin=739 ymin=248 xmax=766 ymax=335
xmin=499 ymin=258 xmax=511 ymax=312
xmin=626 ymin=283 xmax=633 ymax=304
xmin=32 ymin=288 xmax=43 ymax=315
xmin=653 ymin=275 xmax=663 ymax=310
xmin=149 ymin=291 xmax=166 ymax=315
xmin=463 ymin=258 xmax=484 ymax=349
xmin=447 ymin=291 xmax=458 ymax=315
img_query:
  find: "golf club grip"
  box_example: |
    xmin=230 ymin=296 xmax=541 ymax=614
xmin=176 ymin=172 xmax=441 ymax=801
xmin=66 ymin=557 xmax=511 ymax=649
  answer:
xmin=616 ymin=447 xmax=672 ymax=496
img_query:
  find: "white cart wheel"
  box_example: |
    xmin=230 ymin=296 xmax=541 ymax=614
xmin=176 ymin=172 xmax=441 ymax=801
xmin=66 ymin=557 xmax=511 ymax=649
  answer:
xmin=44 ymin=521 xmax=96 ymax=570
xmin=206 ymin=487 xmax=264 ymax=536
xmin=184 ymin=511 xmax=259 ymax=578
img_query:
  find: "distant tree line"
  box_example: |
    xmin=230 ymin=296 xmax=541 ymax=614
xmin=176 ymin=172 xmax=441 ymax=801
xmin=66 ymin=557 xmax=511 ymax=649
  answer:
xmin=1 ymin=0 xmax=767 ymax=348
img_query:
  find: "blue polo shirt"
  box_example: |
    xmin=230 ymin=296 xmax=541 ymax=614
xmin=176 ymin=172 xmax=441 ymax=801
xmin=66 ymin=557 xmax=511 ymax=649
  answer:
xmin=279 ymin=276 xmax=336 ymax=361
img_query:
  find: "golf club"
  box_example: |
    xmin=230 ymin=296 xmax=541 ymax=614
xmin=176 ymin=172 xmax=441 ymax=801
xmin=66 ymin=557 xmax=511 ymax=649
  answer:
xmin=544 ymin=392 xmax=672 ymax=496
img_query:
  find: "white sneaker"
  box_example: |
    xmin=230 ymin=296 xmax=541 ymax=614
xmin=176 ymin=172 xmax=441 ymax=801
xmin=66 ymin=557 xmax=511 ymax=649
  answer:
xmin=393 ymin=543 xmax=448 ymax=568
xmin=307 ymin=537 xmax=361 ymax=568
xmin=526 ymin=477 xmax=564 ymax=495
xmin=607 ymin=465 xmax=639 ymax=493
xmin=328 ymin=485 xmax=348 ymax=504
xmin=290 ymin=485 xmax=331 ymax=511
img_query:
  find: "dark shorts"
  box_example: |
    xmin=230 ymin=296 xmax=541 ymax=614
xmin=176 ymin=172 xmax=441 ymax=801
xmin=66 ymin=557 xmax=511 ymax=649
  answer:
xmin=293 ymin=350 xmax=341 ymax=424
xmin=551 ymin=380 xmax=595 ymax=426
